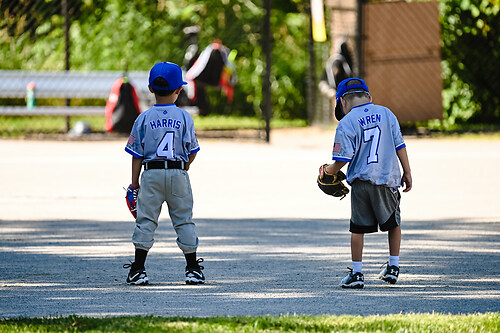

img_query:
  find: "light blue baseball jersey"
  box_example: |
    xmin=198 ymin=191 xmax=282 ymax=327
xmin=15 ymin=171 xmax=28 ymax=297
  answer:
xmin=332 ymin=102 xmax=405 ymax=189
xmin=125 ymin=104 xmax=200 ymax=163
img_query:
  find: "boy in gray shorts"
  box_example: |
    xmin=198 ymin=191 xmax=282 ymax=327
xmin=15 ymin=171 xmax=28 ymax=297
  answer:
xmin=322 ymin=78 xmax=412 ymax=289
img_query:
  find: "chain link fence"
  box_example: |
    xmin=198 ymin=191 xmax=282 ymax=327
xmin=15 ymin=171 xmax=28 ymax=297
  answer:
xmin=321 ymin=0 xmax=500 ymax=129
xmin=0 ymin=0 xmax=266 ymax=137
xmin=1 ymin=0 xmax=102 ymax=136
xmin=1 ymin=0 xmax=499 ymax=136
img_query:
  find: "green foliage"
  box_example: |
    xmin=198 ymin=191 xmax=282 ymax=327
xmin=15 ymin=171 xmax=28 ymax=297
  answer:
xmin=3 ymin=0 xmax=499 ymax=125
xmin=0 ymin=313 xmax=498 ymax=332
xmin=440 ymin=0 xmax=500 ymax=124
xmin=269 ymin=10 xmax=308 ymax=120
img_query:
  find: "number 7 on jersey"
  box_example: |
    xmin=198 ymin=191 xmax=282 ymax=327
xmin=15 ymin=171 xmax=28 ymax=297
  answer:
xmin=363 ymin=126 xmax=381 ymax=164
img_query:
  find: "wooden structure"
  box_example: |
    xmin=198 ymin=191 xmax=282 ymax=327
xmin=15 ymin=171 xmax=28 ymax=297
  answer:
xmin=326 ymin=0 xmax=443 ymax=122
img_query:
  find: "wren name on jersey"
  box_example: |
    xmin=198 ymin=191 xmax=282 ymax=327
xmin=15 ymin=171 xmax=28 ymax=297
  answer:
xmin=150 ymin=118 xmax=182 ymax=130
xmin=358 ymin=113 xmax=381 ymax=127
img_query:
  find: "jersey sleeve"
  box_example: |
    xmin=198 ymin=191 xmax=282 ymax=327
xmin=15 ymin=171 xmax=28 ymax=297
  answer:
xmin=183 ymin=114 xmax=200 ymax=155
xmin=389 ymin=111 xmax=406 ymax=151
xmin=125 ymin=115 xmax=144 ymax=159
xmin=332 ymin=121 xmax=356 ymax=162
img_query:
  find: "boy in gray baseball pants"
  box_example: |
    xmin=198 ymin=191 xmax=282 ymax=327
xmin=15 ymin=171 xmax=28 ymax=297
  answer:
xmin=124 ymin=62 xmax=205 ymax=286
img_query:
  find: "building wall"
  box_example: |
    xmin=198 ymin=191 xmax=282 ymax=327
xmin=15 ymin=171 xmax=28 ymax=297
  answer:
xmin=363 ymin=1 xmax=442 ymax=122
xmin=325 ymin=0 xmax=443 ymax=123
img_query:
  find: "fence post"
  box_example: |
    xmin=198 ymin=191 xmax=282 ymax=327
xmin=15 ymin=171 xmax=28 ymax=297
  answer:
xmin=62 ymin=0 xmax=71 ymax=132
xmin=262 ymin=0 xmax=272 ymax=143
xmin=356 ymin=0 xmax=366 ymax=77
xmin=307 ymin=2 xmax=317 ymax=126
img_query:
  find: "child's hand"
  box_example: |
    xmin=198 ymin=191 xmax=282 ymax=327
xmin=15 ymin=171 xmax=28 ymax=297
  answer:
xmin=401 ymin=172 xmax=412 ymax=192
xmin=324 ymin=164 xmax=334 ymax=175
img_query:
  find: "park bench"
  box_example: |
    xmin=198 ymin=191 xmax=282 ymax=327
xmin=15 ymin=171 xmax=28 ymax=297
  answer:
xmin=0 ymin=70 xmax=198 ymax=121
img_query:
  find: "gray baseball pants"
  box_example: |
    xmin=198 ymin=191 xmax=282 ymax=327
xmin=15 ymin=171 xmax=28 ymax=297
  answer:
xmin=132 ymin=168 xmax=198 ymax=253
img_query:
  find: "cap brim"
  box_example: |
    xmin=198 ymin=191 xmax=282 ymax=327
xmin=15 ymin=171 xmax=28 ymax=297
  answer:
xmin=335 ymin=100 xmax=344 ymax=121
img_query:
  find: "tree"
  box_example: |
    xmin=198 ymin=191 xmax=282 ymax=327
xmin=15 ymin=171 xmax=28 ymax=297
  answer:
xmin=441 ymin=0 xmax=500 ymax=123
xmin=0 ymin=0 xmax=310 ymax=119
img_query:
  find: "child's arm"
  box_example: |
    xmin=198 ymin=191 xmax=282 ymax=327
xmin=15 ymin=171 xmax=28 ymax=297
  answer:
xmin=185 ymin=152 xmax=197 ymax=171
xmin=131 ymin=156 xmax=142 ymax=188
xmin=396 ymin=147 xmax=412 ymax=192
xmin=325 ymin=160 xmax=347 ymax=175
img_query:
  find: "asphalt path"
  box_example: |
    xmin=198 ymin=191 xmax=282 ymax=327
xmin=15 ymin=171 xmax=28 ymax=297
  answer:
xmin=0 ymin=128 xmax=499 ymax=318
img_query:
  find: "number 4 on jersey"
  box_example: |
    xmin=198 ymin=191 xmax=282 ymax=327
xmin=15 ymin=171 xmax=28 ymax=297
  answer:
xmin=363 ymin=126 xmax=381 ymax=164
xmin=157 ymin=132 xmax=175 ymax=159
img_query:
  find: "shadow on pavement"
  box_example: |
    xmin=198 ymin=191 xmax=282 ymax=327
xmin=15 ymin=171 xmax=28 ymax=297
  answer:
xmin=0 ymin=217 xmax=498 ymax=317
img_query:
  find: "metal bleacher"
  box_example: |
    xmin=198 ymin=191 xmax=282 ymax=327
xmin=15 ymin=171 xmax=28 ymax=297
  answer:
xmin=0 ymin=70 xmax=198 ymax=116
xmin=0 ymin=70 xmax=150 ymax=115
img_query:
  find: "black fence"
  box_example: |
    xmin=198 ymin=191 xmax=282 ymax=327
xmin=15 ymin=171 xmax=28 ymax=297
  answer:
xmin=1 ymin=0 xmax=499 ymax=136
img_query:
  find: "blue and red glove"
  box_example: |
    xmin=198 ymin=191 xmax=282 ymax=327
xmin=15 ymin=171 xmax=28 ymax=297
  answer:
xmin=125 ymin=184 xmax=139 ymax=218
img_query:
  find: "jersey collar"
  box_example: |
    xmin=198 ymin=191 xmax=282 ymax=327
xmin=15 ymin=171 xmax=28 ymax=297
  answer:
xmin=154 ymin=103 xmax=176 ymax=107
xmin=352 ymin=102 xmax=373 ymax=110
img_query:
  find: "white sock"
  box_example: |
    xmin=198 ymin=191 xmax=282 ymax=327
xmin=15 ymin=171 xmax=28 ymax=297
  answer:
xmin=352 ymin=261 xmax=362 ymax=273
xmin=389 ymin=255 xmax=399 ymax=267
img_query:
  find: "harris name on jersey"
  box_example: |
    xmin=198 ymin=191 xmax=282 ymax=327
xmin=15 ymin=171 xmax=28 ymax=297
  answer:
xmin=149 ymin=117 xmax=182 ymax=130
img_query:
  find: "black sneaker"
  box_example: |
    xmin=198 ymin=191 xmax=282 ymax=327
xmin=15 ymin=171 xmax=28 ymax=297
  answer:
xmin=185 ymin=258 xmax=205 ymax=285
xmin=378 ymin=262 xmax=399 ymax=284
xmin=123 ymin=262 xmax=149 ymax=285
xmin=340 ymin=267 xmax=364 ymax=289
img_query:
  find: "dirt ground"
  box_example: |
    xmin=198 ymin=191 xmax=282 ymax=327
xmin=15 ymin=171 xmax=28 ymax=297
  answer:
xmin=0 ymin=127 xmax=499 ymax=318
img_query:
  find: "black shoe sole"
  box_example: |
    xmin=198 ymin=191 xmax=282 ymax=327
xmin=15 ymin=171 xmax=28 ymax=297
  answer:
xmin=127 ymin=279 xmax=149 ymax=285
xmin=381 ymin=278 xmax=397 ymax=284
xmin=341 ymin=284 xmax=364 ymax=289
xmin=379 ymin=274 xmax=398 ymax=284
xmin=185 ymin=280 xmax=205 ymax=285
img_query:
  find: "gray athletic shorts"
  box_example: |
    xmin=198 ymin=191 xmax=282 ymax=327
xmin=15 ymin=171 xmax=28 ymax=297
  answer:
xmin=350 ymin=179 xmax=401 ymax=234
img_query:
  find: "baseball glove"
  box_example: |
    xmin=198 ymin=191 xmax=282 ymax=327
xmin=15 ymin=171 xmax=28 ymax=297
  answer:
xmin=317 ymin=164 xmax=349 ymax=199
xmin=125 ymin=184 xmax=139 ymax=218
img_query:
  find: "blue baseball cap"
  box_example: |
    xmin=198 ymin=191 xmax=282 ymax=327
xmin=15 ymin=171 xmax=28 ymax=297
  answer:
xmin=335 ymin=77 xmax=370 ymax=121
xmin=149 ymin=62 xmax=187 ymax=91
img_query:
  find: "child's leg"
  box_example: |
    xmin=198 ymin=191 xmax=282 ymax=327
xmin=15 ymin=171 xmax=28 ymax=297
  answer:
xmin=133 ymin=172 xmax=164 ymax=260
xmin=351 ymin=232 xmax=364 ymax=273
xmin=351 ymin=232 xmax=364 ymax=261
xmin=184 ymin=252 xmax=199 ymax=268
xmin=378 ymin=225 xmax=401 ymax=284
xmin=387 ymin=225 xmax=401 ymax=268
xmin=340 ymin=232 xmax=365 ymax=288
xmin=134 ymin=248 xmax=148 ymax=269
xmin=165 ymin=171 xmax=199 ymax=257
xmin=388 ymin=225 xmax=401 ymax=257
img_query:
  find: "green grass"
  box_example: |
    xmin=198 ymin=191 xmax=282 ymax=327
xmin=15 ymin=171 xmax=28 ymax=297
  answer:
xmin=0 ymin=116 xmax=104 ymax=137
xmin=404 ymin=120 xmax=500 ymax=138
xmin=2 ymin=114 xmax=499 ymax=139
xmin=0 ymin=115 xmax=306 ymax=137
xmin=0 ymin=313 xmax=498 ymax=332
xmin=194 ymin=115 xmax=307 ymax=131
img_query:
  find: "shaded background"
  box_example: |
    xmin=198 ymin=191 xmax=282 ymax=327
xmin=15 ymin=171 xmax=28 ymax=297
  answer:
xmin=0 ymin=0 xmax=499 ymax=136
